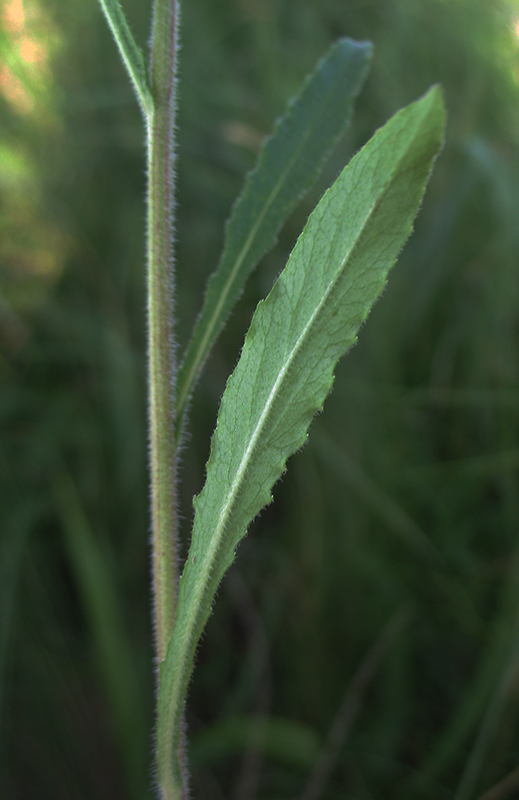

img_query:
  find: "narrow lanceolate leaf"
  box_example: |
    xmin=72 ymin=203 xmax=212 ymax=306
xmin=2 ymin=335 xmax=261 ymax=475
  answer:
xmin=175 ymin=38 xmax=373 ymax=432
xmin=97 ymin=0 xmax=153 ymax=116
xmin=158 ymin=86 xmax=446 ymax=790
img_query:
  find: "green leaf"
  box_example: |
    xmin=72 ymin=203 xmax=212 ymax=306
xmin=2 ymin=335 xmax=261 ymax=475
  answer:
xmin=97 ymin=0 xmax=153 ymax=116
xmin=175 ymin=38 xmax=373 ymax=432
xmin=157 ymin=86 xmax=446 ymax=791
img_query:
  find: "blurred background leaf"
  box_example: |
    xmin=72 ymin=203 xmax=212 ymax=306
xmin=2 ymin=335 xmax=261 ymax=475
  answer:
xmin=1 ymin=1 xmax=519 ymax=799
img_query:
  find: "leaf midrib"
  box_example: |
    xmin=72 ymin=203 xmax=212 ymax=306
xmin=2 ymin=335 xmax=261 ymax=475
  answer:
xmin=188 ymin=98 xmax=431 ymax=617
xmin=189 ymin=190 xmax=385 ymax=637
xmin=164 ymin=90 xmax=442 ymax=770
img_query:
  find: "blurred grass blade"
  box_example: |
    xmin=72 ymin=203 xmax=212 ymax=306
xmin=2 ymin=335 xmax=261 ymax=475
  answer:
xmin=190 ymin=715 xmax=321 ymax=772
xmin=97 ymin=0 xmax=153 ymax=116
xmin=313 ymin=430 xmax=441 ymax=564
xmin=54 ymin=473 xmax=148 ymax=800
xmin=158 ymin=86 xmax=445 ymax=791
xmin=0 ymin=500 xmax=42 ymax=730
xmin=175 ymin=38 xmax=373 ymax=432
xmin=477 ymin=766 xmax=519 ymax=800
xmin=455 ymin=636 xmax=519 ymax=800
xmin=410 ymin=548 xmax=519 ymax=790
xmin=301 ymin=609 xmax=410 ymax=800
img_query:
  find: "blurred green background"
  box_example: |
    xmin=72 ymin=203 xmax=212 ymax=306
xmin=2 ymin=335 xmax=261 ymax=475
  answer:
xmin=2 ymin=0 xmax=519 ymax=798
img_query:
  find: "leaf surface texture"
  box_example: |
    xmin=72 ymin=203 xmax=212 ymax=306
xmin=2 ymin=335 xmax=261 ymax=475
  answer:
xmin=158 ymin=86 xmax=446 ymax=784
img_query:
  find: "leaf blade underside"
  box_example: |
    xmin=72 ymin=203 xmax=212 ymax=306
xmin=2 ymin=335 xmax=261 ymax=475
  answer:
xmin=158 ymin=86 xmax=446 ymax=789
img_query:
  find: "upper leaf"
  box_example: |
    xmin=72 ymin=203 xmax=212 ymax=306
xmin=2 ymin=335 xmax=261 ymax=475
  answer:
xmin=157 ymin=86 xmax=446 ymax=789
xmin=175 ymin=38 xmax=373 ymax=431
xmin=97 ymin=0 xmax=152 ymax=116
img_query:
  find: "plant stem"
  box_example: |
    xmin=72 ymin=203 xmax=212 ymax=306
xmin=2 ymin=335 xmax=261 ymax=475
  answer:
xmin=96 ymin=0 xmax=183 ymax=793
xmin=148 ymin=0 xmax=179 ymax=666
xmin=146 ymin=9 xmax=185 ymax=798
xmin=148 ymin=2 xmax=186 ymax=796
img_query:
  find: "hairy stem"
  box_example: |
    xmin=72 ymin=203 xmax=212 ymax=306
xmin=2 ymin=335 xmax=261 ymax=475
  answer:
xmin=148 ymin=0 xmax=179 ymax=668
xmin=148 ymin=1 xmax=186 ymax=796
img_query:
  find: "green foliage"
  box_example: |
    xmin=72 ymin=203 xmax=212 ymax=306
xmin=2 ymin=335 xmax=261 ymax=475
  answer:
xmin=158 ymin=87 xmax=445 ymax=790
xmin=176 ymin=38 xmax=372 ymax=429
xmin=2 ymin=1 xmax=519 ymax=799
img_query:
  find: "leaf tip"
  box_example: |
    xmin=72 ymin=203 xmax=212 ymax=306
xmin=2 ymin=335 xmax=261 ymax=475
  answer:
xmin=420 ymin=84 xmax=447 ymax=134
xmin=336 ymin=36 xmax=374 ymax=59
